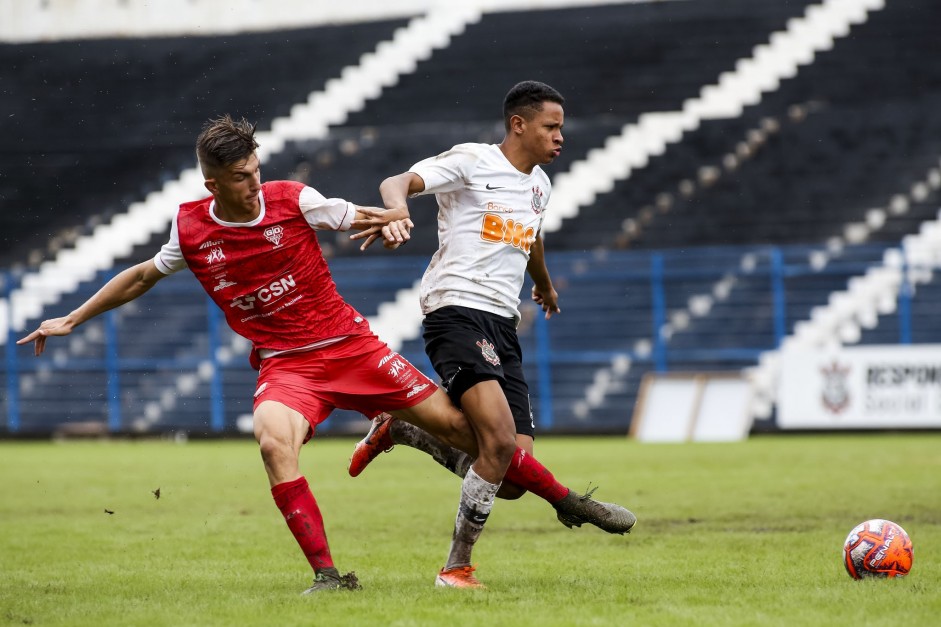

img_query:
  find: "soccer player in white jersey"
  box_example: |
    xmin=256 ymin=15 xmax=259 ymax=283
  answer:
xmin=350 ymin=81 xmax=637 ymax=588
xmin=17 ymin=114 xmax=620 ymax=594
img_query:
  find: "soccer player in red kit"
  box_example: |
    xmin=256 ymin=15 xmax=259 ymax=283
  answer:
xmin=18 ymin=115 xmax=627 ymax=593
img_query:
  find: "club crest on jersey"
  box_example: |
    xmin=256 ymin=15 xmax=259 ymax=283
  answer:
xmin=476 ymin=338 xmax=500 ymax=366
xmin=264 ymin=225 xmax=284 ymax=247
xmin=531 ymin=185 xmax=545 ymax=214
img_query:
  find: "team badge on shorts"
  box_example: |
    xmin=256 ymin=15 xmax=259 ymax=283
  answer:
xmin=476 ymin=338 xmax=501 ymax=366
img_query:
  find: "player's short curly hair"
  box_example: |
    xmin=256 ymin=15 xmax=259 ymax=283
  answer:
xmin=503 ymin=81 xmax=565 ymax=130
xmin=196 ymin=115 xmax=259 ymax=176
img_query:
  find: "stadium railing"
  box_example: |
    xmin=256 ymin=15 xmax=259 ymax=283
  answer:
xmin=2 ymin=242 xmax=925 ymax=437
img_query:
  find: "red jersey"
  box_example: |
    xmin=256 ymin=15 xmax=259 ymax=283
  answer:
xmin=173 ymin=180 xmax=372 ymax=357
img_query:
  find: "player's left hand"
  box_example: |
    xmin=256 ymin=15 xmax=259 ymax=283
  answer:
xmin=532 ymin=285 xmax=560 ymax=319
xmin=16 ymin=315 xmax=76 ymax=356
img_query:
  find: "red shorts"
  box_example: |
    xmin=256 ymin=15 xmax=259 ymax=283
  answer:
xmin=252 ymin=334 xmax=437 ymax=438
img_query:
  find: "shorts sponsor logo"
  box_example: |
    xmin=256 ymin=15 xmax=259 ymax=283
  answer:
xmin=476 ymin=338 xmax=501 ymax=366
xmin=254 ymin=382 xmax=268 ymax=397
xmin=387 ymin=357 xmax=409 ymax=378
xmin=407 ymin=383 xmax=430 ymax=398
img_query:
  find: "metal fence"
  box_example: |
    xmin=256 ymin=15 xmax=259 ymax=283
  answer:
xmin=1 ymin=243 xmax=923 ymax=435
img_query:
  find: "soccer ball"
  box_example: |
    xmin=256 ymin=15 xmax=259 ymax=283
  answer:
xmin=842 ymin=519 xmax=913 ymax=579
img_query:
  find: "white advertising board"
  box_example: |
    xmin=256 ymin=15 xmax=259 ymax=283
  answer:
xmin=778 ymin=344 xmax=941 ymax=429
xmin=631 ymin=373 xmax=752 ymax=442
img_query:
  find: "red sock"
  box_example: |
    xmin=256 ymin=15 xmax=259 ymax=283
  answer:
xmin=503 ymin=448 xmax=570 ymax=504
xmin=271 ymin=476 xmax=334 ymax=572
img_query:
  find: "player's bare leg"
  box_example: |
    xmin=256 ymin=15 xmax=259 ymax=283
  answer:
xmin=254 ymin=401 xmax=360 ymax=593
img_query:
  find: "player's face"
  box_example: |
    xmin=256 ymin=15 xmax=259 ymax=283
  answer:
xmin=522 ymin=101 xmax=564 ymax=165
xmin=209 ymin=152 xmax=262 ymax=215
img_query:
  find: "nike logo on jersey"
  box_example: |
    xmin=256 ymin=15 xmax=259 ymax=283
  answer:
xmin=485 ymin=183 xmax=504 ymax=190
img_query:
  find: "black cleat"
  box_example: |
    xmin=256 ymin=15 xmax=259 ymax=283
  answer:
xmin=554 ymin=486 xmax=637 ymax=535
xmin=301 ymin=568 xmax=362 ymax=595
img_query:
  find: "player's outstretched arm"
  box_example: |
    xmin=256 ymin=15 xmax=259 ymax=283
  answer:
xmin=17 ymin=259 xmax=167 ymax=356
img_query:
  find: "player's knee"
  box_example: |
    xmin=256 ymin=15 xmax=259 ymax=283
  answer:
xmin=256 ymin=435 xmax=278 ymax=464
xmin=493 ymin=433 xmax=517 ymax=467
xmin=256 ymin=431 xmax=291 ymax=465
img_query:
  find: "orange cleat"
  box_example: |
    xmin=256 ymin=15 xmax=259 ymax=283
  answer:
xmin=434 ymin=565 xmax=485 ymax=589
xmin=348 ymin=413 xmax=395 ymax=477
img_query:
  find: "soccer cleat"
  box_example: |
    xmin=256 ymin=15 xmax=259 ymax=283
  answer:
xmin=434 ymin=565 xmax=485 ymax=589
xmin=301 ymin=568 xmax=362 ymax=595
xmin=553 ymin=486 xmax=637 ymax=535
xmin=348 ymin=413 xmax=396 ymax=477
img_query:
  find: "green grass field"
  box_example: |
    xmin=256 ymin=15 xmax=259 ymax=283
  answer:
xmin=1 ymin=433 xmax=939 ymax=626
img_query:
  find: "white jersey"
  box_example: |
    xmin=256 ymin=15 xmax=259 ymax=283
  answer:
xmin=410 ymin=143 xmax=551 ymax=322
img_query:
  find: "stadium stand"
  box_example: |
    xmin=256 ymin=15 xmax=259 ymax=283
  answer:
xmin=0 ymin=18 xmax=409 ymax=269
xmin=265 ymin=0 xmax=821 ymax=257
xmin=5 ymin=0 xmax=941 ymax=436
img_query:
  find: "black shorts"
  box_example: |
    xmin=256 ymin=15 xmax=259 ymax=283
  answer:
xmin=423 ymin=305 xmax=535 ymax=437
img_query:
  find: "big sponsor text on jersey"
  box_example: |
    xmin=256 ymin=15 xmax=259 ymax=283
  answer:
xmin=479 ymin=213 xmax=536 ymax=253
xmin=230 ymin=273 xmax=298 ymax=311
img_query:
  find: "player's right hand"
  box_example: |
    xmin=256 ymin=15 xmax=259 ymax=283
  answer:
xmin=350 ymin=207 xmax=413 ymax=251
xmin=379 ymin=219 xmax=413 ymax=250
xmin=17 ymin=316 xmax=76 ymax=356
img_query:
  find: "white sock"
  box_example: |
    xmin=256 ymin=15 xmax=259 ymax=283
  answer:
xmin=444 ymin=466 xmax=500 ymax=570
